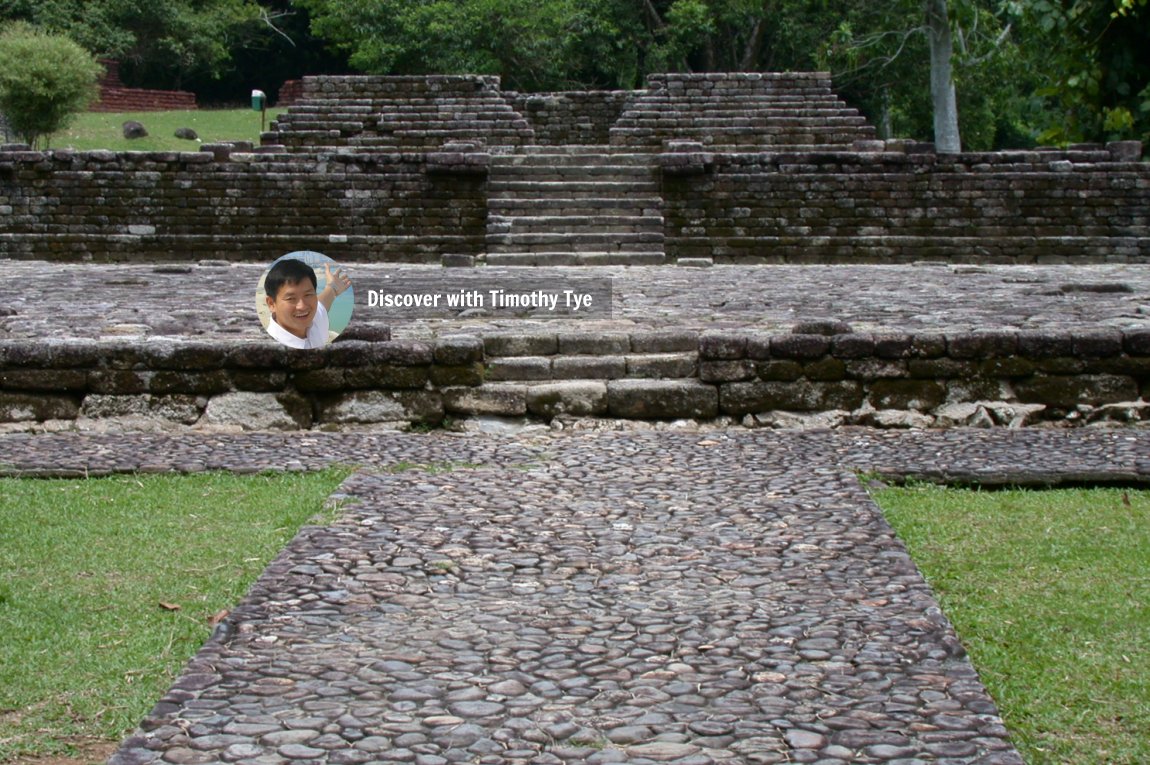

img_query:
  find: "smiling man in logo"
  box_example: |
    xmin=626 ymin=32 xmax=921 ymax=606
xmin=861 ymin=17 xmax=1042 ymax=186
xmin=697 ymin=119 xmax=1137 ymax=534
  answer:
xmin=263 ymin=258 xmax=351 ymax=349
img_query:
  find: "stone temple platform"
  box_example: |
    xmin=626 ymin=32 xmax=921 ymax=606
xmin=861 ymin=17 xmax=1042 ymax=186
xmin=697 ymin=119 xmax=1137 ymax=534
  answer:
xmin=3 ymin=259 xmax=1148 ymax=764
xmin=3 ymin=261 xmax=1149 ymax=341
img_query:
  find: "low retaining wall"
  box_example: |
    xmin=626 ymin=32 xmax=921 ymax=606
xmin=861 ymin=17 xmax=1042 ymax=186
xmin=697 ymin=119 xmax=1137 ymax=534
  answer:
xmin=662 ymin=143 xmax=1150 ymax=263
xmin=506 ymin=90 xmax=636 ymax=146
xmin=2 ymin=328 xmax=1147 ymax=431
xmin=0 ymin=145 xmax=487 ymax=262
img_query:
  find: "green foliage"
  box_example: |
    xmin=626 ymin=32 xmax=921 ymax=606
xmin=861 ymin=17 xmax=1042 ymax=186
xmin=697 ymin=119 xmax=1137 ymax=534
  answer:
xmin=0 ymin=22 xmax=101 ymax=147
xmin=0 ymin=0 xmax=266 ymax=89
xmin=1024 ymin=0 xmax=1150 ymax=144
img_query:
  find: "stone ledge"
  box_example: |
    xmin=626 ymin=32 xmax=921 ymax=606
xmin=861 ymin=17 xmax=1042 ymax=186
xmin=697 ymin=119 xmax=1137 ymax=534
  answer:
xmin=0 ymin=329 xmax=1146 ymax=430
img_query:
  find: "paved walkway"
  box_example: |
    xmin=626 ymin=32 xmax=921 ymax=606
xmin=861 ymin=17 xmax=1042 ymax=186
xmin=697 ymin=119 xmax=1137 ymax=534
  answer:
xmin=4 ymin=429 xmax=1148 ymax=764
xmin=3 ymin=262 xmax=1148 ymax=342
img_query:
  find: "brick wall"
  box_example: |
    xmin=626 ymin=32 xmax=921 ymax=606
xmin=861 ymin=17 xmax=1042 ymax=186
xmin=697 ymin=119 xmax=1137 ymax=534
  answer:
xmin=661 ymin=144 xmax=1150 ymax=263
xmin=0 ymin=144 xmax=489 ymax=262
xmin=89 ymin=59 xmax=197 ymax=112
xmin=1 ymin=329 xmax=1146 ymax=429
xmin=506 ymin=91 xmax=636 ymax=146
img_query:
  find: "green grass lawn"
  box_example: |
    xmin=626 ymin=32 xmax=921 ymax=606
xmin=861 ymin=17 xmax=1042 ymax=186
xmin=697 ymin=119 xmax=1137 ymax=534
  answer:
xmin=45 ymin=109 xmax=288 ymax=152
xmin=0 ymin=468 xmax=351 ymax=762
xmin=874 ymin=485 xmax=1150 ymax=765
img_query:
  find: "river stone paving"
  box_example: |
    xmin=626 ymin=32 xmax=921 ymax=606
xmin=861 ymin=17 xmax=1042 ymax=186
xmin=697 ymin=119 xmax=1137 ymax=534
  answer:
xmin=5 ymin=429 xmax=1147 ymax=765
xmin=2 ymin=262 xmax=1148 ymax=342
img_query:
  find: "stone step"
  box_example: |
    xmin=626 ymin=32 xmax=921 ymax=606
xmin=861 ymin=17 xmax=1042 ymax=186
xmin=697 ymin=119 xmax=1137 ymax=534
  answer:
xmin=492 ymin=152 xmax=659 ymax=167
xmin=487 ymin=215 xmax=664 ymax=235
xmin=487 ymin=180 xmax=660 ymax=194
xmin=485 ymin=251 xmax=666 ymax=265
xmin=487 ymin=232 xmax=664 ymax=251
xmin=487 ymin=198 xmax=663 ymax=216
xmin=488 ymin=165 xmax=658 ymax=180
xmin=615 ymin=115 xmax=871 ymax=126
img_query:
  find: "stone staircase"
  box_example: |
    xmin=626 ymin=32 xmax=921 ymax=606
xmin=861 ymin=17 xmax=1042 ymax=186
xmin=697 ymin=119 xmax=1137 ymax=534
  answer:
xmin=610 ymin=72 xmax=876 ymax=151
xmin=264 ymin=75 xmax=536 ymax=151
xmin=484 ymin=147 xmax=666 ymax=266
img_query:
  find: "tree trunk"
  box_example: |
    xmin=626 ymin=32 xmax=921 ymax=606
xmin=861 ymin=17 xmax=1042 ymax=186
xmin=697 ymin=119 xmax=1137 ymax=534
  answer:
xmin=925 ymin=0 xmax=961 ymax=152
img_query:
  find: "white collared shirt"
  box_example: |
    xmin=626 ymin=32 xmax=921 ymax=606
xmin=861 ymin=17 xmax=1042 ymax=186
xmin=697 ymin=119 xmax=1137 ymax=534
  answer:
xmin=267 ymin=302 xmax=330 ymax=349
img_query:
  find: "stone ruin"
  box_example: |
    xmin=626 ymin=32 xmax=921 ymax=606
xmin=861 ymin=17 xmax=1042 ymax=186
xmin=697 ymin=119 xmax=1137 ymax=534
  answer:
xmin=0 ymin=73 xmax=1147 ymax=432
xmin=0 ymin=72 xmax=1146 ymax=265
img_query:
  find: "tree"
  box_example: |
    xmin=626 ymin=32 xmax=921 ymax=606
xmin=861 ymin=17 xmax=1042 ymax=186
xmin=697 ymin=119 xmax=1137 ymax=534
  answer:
xmin=0 ymin=0 xmax=266 ymax=90
xmin=926 ymin=0 xmax=961 ymax=151
xmin=1023 ymin=0 xmax=1150 ymax=145
xmin=0 ymin=23 xmax=101 ymax=147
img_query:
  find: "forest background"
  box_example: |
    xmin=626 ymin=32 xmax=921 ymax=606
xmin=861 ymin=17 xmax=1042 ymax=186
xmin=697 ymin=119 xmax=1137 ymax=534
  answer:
xmin=0 ymin=0 xmax=1147 ymax=152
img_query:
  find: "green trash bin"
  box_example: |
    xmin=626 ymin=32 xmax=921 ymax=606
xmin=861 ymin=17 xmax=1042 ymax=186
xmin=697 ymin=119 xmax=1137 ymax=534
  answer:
xmin=251 ymin=90 xmax=266 ymax=111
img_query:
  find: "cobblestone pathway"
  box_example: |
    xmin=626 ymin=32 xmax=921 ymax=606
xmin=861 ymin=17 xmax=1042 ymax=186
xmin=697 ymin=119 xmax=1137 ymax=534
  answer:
xmin=4 ymin=429 xmax=1147 ymax=764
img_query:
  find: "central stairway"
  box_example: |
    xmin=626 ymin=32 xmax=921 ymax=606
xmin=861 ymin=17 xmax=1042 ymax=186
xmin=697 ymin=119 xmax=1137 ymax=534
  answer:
xmin=484 ymin=146 xmax=666 ymax=266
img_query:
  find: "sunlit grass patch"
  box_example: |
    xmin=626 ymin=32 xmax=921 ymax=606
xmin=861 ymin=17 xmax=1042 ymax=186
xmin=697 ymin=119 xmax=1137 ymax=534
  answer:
xmin=0 ymin=468 xmax=351 ymax=761
xmin=874 ymin=485 xmax=1149 ymax=765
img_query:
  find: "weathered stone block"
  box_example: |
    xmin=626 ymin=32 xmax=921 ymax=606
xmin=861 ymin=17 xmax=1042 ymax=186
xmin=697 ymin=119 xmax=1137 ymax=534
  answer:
xmin=317 ymin=390 xmax=443 ymax=425
xmin=430 ymin=363 xmax=485 ymax=387
xmin=978 ymin=357 xmax=1035 ymax=378
xmin=1032 ymin=357 xmax=1087 ymax=374
xmin=720 ymin=381 xmax=863 ymax=413
xmin=343 ymin=365 xmax=429 ymax=389
xmin=87 ymin=370 xmax=151 ymax=394
xmin=527 ymin=381 xmax=608 ymax=417
xmin=484 ymin=333 xmax=558 ymax=357
xmin=0 ymin=392 xmax=80 ymax=421
xmin=291 ymin=368 xmax=347 ymax=392
xmin=629 ymin=331 xmax=697 ymax=354
xmin=551 ymin=356 xmax=626 ymax=380
xmin=1072 ymin=331 xmax=1124 ymax=358
xmin=1017 ymin=332 xmax=1074 ymax=358
xmin=434 ymin=335 xmax=484 ymax=366
xmin=846 ymin=359 xmax=909 ymax=380
xmin=867 ymin=379 xmax=947 ymax=410
xmin=229 ymin=370 xmax=287 ymax=392
xmin=830 ymin=334 xmax=875 ymax=359
xmin=907 ymin=358 xmax=977 ymax=379
xmin=947 ymin=332 xmax=1018 ymax=359
xmin=150 ymin=370 xmax=231 ymax=395
xmin=143 ymin=341 xmax=225 ymax=370
xmin=700 ymin=360 xmax=755 ymax=383
xmin=626 ymin=353 xmax=697 ymax=379
xmin=699 ymin=332 xmax=747 ymax=360
xmin=485 ymin=357 xmax=552 ymax=382
xmin=81 ymin=394 xmax=202 ymax=423
xmin=872 ymin=334 xmax=914 ymax=359
xmin=557 ymin=333 xmax=631 ymax=355
xmin=1125 ymin=330 xmax=1150 ymax=356
xmin=771 ymin=334 xmax=830 ymax=360
xmin=1014 ymin=374 xmax=1139 ymax=407
xmin=199 ymin=391 xmax=311 ymax=430
xmin=803 ymin=358 xmax=847 ymax=381
xmin=443 ymin=385 xmax=527 ymax=416
xmin=607 ymin=380 xmax=718 ymax=419
xmin=0 ymin=369 xmax=88 ymax=391
xmin=756 ymin=360 xmax=805 ymax=381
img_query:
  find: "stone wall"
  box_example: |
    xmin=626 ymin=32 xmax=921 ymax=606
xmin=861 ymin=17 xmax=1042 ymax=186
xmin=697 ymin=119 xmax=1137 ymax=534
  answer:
xmin=506 ymin=91 xmax=636 ymax=146
xmin=661 ymin=143 xmax=1150 ymax=263
xmin=90 ymin=59 xmax=197 ymax=112
xmin=4 ymin=139 xmax=1147 ymax=264
xmin=2 ymin=329 xmax=1146 ymax=431
xmin=0 ymin=144 xmax=488 ymax=262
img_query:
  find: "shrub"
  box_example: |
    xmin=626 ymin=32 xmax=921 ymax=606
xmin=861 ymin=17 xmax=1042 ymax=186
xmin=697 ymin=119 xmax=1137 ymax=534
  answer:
xmin=0 ymin=23 xmax=102 ymax=148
